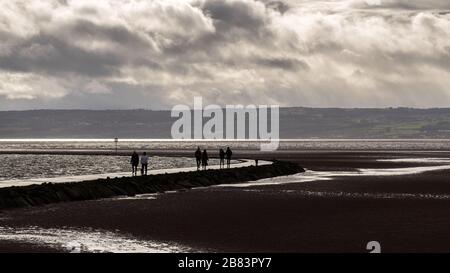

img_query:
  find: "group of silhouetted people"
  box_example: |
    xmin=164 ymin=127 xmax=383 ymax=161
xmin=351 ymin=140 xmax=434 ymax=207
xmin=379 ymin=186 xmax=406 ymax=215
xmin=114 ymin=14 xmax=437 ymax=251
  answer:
xmin=195 ymin=147 xmax=232 ymax=171
xmin=130 ymin=151 xmax=149 ymax=176
xmin=131 ymin=147 xmax=233 ymax=176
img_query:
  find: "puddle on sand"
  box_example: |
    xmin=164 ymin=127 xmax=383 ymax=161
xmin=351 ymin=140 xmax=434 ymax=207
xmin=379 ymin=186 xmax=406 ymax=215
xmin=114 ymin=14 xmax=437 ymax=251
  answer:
xmin=111 ymin=194 xmax=159 ymax=201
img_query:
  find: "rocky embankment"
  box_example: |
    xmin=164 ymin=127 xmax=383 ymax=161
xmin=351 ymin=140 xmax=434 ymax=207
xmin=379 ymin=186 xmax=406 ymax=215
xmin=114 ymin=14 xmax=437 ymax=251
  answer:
xmin=0 ymin=161 xmax=304 ymax=210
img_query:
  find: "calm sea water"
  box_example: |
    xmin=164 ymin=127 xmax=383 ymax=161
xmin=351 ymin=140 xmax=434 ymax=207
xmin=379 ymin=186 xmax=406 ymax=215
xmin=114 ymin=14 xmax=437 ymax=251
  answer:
xmin=1 ymin=139 xmax=450 ymax=151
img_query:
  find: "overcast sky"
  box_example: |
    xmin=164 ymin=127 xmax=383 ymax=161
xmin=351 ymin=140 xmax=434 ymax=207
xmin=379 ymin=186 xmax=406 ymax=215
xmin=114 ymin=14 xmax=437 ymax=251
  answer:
xmin=0 ymin=0 xmax=449 ymax=110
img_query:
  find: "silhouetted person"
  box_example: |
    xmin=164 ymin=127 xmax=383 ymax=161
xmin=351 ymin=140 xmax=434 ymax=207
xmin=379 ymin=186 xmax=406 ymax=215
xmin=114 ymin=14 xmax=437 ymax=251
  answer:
xmin=225 ymin=147 xmax=232 ymax=168
xmin=130 ymin=151 xmax=139 ymax=176
xmin=201 ymin=150 xmax=209 ymax=170
xmin=219 ymin=149 xmax=225 ymax=169
xmin=195 ymin=147 xmax=202 ymax=170
xmin=255 ymin=159 xmax=259 ymax=166
xmin=141 ymin=152 xmax=149 ymax=175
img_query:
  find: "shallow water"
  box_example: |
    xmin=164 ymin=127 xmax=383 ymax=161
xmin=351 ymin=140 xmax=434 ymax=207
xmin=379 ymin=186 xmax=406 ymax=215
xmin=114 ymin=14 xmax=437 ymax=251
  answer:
xmin=0 ymin=226 xmax=194 ymax=253
xmin=219 ymin=158 xmax=450 ymax=188
xmin=378 ymin=158 xmax=450 ymax=163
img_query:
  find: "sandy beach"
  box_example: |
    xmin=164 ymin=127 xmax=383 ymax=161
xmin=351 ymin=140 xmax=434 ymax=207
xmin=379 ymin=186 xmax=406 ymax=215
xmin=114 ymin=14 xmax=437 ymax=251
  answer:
xmin=1 ymin=151 xmax=450 ymax=253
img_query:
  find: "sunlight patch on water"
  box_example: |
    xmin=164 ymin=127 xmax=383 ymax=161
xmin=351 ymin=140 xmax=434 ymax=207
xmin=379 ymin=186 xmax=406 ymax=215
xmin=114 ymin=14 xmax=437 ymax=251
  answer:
xmin=0 ymin=155 xmax=211 ymax=184
xmin=0 ymin=226 xmax=194 ymax=253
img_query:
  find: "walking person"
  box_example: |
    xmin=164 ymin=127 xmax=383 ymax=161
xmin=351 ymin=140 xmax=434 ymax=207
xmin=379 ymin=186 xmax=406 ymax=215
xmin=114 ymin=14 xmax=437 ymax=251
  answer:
xmin=201 ymin=150 xmax=209 ymax=170
xmin=130 ymin=151 xmax=139 ymax=176
xmin=141 ymin=152 xmax=149 ymax=175
xmin=225 ymin=147 xmax=232 ymax=169
xmin=219 ymin=149 xmax=225 ymax=169
xmin=195 ymin=147 xmax=202 ymax=171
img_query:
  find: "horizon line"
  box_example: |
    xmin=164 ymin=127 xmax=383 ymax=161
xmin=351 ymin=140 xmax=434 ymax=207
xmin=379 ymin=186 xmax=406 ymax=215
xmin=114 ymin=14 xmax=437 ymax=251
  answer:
xmin=1 ymin=138 xmax=450 ymax=142
xmin=2 ymin=106 xmax=450 ymax=112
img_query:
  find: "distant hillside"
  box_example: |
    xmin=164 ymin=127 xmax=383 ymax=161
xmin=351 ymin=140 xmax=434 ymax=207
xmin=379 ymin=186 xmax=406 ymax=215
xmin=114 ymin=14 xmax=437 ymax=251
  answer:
xmin=1 ymin=108 xmax=450 ymax=139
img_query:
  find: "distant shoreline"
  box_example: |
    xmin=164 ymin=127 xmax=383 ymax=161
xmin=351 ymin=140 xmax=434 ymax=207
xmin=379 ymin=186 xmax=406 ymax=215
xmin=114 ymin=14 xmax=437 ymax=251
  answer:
xmin=1 ymin=108 xmax=450 ymax=139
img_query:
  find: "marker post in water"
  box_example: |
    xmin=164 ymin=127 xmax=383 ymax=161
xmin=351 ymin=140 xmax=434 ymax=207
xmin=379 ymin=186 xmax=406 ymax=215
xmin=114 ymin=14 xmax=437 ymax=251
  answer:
xmin=114 ymin=138 xmax=119 ymax=154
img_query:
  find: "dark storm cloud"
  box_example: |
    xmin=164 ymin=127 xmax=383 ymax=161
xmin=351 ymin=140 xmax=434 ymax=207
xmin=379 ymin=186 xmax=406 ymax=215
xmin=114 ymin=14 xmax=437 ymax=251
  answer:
xmin=65 ymin=19 xmax=150 ymax=49
xmin=202 ymin=0 xmax=266 ymax=30
xmin=0 ymin=17 xmax=163 ymax=77
xmin=255 ymin=57 xmax=310 ymax=71
xmin=0 ymin=34 xmax=121 ymax=77
xmin=264 ymin=1 xmax=290 ymax=14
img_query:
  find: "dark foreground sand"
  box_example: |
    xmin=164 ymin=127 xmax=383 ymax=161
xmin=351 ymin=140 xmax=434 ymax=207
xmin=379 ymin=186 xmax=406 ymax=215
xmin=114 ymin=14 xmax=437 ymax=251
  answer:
xmin=1 ymin=151 xmax=450 ymax=253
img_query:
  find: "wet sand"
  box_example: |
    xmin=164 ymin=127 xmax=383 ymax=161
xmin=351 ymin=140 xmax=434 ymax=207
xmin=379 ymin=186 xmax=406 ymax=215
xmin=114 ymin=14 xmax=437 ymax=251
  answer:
xmin=1 ymin=151 xmax=450 ymax=253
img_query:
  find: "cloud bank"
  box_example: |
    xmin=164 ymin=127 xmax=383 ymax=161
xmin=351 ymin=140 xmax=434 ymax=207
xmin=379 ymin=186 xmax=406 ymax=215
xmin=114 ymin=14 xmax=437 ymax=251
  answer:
xmin=0 ymin=0 xmax=449 ymax=109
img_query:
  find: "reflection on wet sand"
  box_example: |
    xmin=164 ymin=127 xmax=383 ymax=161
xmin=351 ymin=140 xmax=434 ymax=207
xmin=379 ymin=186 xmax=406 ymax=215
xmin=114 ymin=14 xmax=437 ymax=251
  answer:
xmin=0 ymin=226 xmax=195 ymax=253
